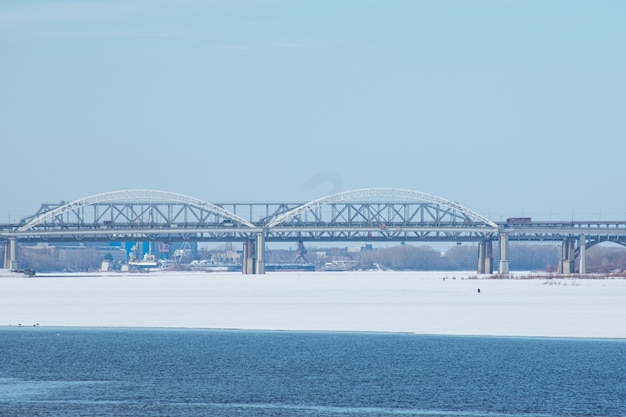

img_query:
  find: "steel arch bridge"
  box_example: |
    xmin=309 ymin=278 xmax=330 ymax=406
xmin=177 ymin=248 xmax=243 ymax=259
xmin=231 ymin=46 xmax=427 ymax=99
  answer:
xmin=5 ymin=188 xmax=499 ymax=243
xmin=264 ymin=188 xmax=498 ymax=242
xmin=3 ymin=188 xmax=626 ymax=274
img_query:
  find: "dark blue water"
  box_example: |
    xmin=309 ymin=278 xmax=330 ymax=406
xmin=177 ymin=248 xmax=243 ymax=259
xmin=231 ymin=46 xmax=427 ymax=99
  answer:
xmin=0 ymin=329 xmax=624 ymax=417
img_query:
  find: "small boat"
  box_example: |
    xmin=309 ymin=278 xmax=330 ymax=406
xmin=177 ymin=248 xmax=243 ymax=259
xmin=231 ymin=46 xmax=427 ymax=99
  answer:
xmin=128 ymin=253 xmax=160 ymax=271
xmin=265 ymin=263 xmax=316 ymax=272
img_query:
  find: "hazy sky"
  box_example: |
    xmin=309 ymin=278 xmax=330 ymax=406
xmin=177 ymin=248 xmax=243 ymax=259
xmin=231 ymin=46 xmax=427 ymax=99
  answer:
xmin=1 ymin=0 xmax=624 ymax=223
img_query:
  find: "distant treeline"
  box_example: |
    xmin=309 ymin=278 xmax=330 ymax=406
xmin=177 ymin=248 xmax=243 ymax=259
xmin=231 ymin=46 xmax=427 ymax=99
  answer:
xmin=7 ymin=242 xmax=626 ymax=273
xmin=265 ymin=243 xmax=626 ymax=273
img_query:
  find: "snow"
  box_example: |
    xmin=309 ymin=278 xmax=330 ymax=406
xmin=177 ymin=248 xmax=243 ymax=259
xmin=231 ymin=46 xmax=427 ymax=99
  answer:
xmin=1 ymin=269 xmax=625 ymax=338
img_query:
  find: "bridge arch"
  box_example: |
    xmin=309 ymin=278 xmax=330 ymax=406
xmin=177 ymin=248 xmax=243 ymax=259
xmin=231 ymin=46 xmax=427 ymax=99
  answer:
xmin=266 ymin=188 xmax=498 ymax=229
xmin=585 ymin=239 xmax=626 ymax=251
xmin=575 ymin=238 xmax=626 ymax=262
xmin=18 ymin=189 xmax=256 ymax=231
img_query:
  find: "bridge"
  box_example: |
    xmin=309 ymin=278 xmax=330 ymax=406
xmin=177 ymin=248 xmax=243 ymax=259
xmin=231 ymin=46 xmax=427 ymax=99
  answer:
xmin=2 ymin=188 xmax=626 ymax=274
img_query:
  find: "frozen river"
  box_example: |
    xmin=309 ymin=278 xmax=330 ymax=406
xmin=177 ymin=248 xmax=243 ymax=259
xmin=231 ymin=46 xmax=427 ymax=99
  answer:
xmin=1 ymin=270 xmax=625 ymax=338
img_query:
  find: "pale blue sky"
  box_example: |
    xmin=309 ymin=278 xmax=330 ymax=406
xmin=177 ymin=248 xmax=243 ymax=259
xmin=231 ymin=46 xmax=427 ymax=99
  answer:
xmin=1 ymin=0 xmax=624 ymax=222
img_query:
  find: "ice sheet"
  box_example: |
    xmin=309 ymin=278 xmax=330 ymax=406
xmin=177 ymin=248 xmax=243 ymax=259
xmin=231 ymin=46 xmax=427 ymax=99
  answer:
xmin=1 ymin=270 xmax=624 ymax=338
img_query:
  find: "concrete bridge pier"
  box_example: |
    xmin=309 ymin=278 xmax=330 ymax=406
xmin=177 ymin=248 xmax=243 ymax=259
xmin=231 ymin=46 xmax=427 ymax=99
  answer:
xmin=242 ymin=239 xmax=254 ymax=274
xmin=558 ymin=237 xmax=576 ymax=274
xmin=578 ymin=234 xmax=586 ymax=274
xmin=477 ymin=240 xmax=493 ymax=274
xmin=3 ymin=238 xmax=19 ymax=270
xmin=242 ymin=233 xmax=266 ymax=275
xmin=2 ymin=241 xmax=6 ymax=269
xmin=255 ymin=233 xmax=265 ymax=274
xmin=498 ymin=234 xmax=509 ymax=274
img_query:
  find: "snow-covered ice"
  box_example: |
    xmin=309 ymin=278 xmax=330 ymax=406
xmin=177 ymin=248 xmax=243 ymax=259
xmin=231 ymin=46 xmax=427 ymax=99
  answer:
xmin=1 ymin=269 xmax=625 ymax=338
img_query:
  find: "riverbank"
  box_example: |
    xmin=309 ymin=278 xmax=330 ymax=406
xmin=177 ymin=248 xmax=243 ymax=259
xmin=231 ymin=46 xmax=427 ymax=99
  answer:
xmin=1 ymin=270 xmax=624 ymax=338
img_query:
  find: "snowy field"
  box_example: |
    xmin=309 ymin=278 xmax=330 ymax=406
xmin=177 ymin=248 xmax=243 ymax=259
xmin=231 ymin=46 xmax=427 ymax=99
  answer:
xmin=1 ymin=269 xmax=625 ymax=338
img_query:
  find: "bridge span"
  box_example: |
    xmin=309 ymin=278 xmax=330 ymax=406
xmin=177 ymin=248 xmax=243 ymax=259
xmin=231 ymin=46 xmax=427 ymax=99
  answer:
xmin=2 ymin=188 xmax=626 ymax=274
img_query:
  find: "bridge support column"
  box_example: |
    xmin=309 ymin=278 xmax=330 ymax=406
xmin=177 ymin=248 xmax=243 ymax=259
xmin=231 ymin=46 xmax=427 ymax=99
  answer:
xmin=242 ymin=235 xmax=266 ymax=275
xmin=4 ymin=238 xmax=19 ymax=270
xmin=255 ymin=233 xmax=265 ymax=274
xmin=2 ymin=241 xmax=7 ymax=269
xmin=498 ymin=234 xmax=509 ymax=274
xmin=578 ymin=234 xmax=586 ymax=274
xmin=558 ymin=237 xmax=576 ymax=274
xmin=477 ymin=240 xmax=493 ymax=274
xmin=242 ymin=239 xmax=255 ymax=275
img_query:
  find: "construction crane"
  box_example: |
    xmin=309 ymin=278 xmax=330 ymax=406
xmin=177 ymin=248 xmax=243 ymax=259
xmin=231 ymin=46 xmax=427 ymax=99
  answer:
xmin=294 ymin=240 xmax=309 ymax=264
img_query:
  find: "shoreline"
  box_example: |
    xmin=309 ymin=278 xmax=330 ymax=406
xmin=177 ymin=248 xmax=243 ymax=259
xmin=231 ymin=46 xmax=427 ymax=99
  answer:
xmin=2 ymin=324 xmax=625 ymax=342
xmin=6 ymin=269 xmax=626 ymax=279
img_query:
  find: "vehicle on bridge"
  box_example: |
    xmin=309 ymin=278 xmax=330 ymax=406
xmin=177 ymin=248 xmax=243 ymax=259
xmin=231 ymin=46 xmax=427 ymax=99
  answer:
xmin=506 ymin=217 xmax=532 ymax=224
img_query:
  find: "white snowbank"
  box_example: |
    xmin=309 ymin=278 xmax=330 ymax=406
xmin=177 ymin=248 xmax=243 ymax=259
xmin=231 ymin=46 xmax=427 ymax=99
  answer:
xmin=1 ymin=270 xmax=625 ymax=338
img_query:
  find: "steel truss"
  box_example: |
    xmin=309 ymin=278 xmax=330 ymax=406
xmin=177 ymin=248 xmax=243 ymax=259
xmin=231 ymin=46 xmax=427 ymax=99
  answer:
xmin=264 ymin=189 xmax=498 ymax=242
xmin=4 ymin=188 xmax=499 ymax=243
xmin=500 ymin=222 xmax=626 ymax=243
xmin=3 ymin=189 xmax=626 ymax=246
